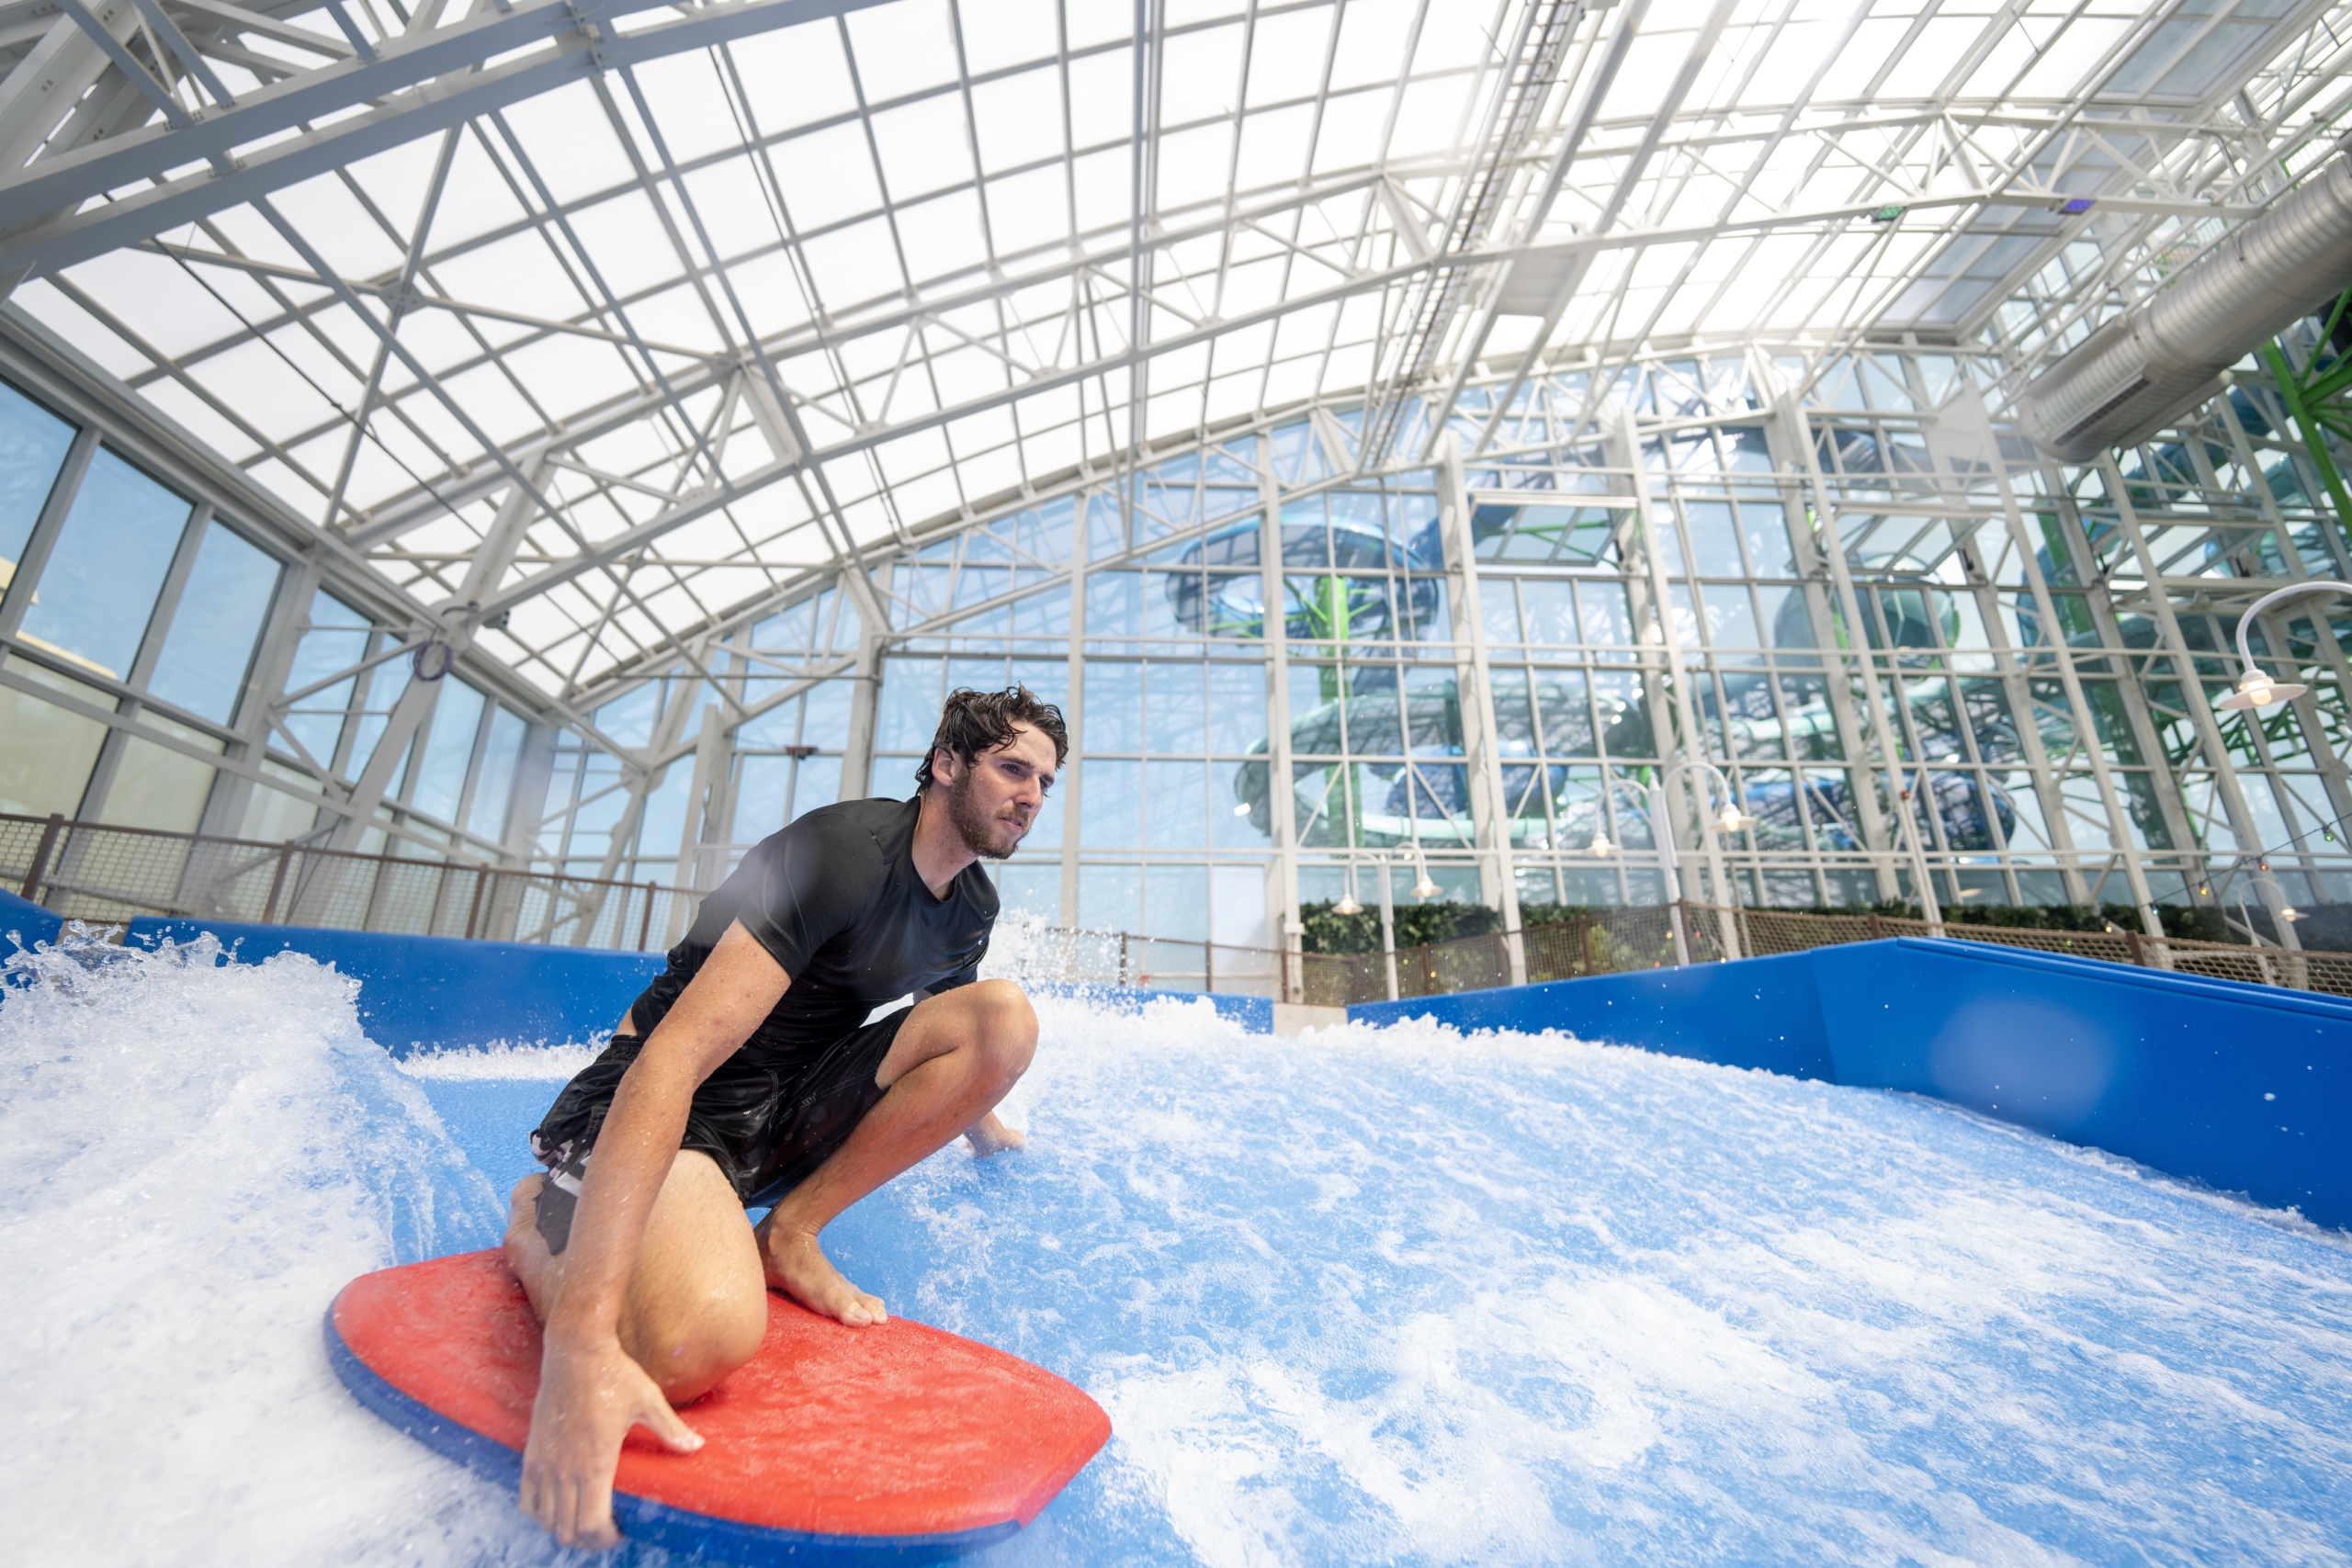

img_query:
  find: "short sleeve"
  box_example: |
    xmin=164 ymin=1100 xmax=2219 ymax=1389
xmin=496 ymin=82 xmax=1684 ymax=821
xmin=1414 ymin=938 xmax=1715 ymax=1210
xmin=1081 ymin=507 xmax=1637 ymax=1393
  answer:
xmin=734 ymin=820 xmax=865 ymax=980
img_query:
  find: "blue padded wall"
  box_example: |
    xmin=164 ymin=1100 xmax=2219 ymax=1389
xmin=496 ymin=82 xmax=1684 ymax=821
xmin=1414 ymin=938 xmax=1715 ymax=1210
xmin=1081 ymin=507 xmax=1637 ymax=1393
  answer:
xmin=111 ymin=919 xmax=1274 ymax=1054
xmin=1 ymin=887 xmax=62 ymax=993
xmin=125 ymin=918 xmax=664 ymax=1056
xmin=1354 ymin=948 xmax=1837 ymax=1081
xmin=0 ymin=887 xmax=61 ymax=952
xmin=1351 ymin=939 xmax=2352 ymax=1230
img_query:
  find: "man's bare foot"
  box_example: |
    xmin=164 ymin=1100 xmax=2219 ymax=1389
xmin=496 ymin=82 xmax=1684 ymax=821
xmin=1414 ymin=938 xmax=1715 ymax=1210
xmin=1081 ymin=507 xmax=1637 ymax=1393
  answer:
xmin=755 ymin=1218 xmax=887 ymax=1325
xmin=503 ymin=1175 xmax=544 ymax=1263
xmin=966 ymin=1111 xmax=1025 ymax=1157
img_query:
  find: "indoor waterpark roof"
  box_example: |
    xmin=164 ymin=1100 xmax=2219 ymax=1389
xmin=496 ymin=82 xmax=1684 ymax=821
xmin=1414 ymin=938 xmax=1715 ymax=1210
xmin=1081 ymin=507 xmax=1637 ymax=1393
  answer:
xmin=2 ymin=0 xmax=2347 ymax=708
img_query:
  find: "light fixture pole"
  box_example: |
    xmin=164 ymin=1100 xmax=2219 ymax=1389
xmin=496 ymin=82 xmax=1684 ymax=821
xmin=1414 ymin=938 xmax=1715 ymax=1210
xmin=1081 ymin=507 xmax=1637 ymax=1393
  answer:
xmin=1332 ymin=852 xmax=1399 ymax=1000
xmin=1657 ymin=759 xmax=1756 ymax=961
xmin=1376 ymin=850 xmax=1398 ymax=1000
xmin=1888 ymin=759 xmax=1945 ymax=937
xmin=1585 ymin=775 xmax=1689 ymax=965
xmin=1409 ymin=840 xmax=1442 ymax=900
xmin=2209 ymin=580 xmax=2346 ymax=947
xmin=2216 ymin=581 xmax=2348 ymax=712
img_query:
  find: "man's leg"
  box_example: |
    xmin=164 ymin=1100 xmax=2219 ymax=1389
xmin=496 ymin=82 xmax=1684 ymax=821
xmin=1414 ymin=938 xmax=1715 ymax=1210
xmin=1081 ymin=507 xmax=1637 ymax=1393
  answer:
xmin=504 ymin=1149 xmax=768 ymax=1403
xmin=755 ymin=978 xmax=1036 ymax=1325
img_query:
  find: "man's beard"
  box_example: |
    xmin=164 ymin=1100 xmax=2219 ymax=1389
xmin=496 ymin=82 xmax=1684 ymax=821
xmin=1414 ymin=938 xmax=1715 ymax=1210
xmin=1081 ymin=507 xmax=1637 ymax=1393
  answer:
xmin=946 ymin=768 xmax=1023 ymax=860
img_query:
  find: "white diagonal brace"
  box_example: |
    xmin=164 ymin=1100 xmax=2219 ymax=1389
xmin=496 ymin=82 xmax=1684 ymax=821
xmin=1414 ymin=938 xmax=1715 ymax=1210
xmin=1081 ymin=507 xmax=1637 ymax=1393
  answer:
xmin=322 ymin=457 xmax=548 ymax=851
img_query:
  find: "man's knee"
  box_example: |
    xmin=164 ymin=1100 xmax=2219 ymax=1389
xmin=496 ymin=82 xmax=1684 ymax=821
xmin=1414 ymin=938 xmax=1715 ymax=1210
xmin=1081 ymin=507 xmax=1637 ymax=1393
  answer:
xmin=967 ymin=979 xmax=1036 ymax=1082
xmin=627 ymin=1286 xmax=766 ymax=1404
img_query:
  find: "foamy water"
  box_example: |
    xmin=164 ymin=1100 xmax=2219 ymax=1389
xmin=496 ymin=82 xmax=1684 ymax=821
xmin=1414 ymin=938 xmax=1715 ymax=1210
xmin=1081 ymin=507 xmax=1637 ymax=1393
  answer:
xmin=6 ymin=936 xmax=2351 ymax=1565
xmin=0 ymin=934 xmax=557 ymax=1566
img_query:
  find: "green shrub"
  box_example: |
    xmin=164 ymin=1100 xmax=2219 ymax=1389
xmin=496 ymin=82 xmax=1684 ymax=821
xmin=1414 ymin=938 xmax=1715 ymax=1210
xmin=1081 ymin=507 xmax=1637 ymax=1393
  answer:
xmin=1298 ymin=900 xmax=1499 ymax=955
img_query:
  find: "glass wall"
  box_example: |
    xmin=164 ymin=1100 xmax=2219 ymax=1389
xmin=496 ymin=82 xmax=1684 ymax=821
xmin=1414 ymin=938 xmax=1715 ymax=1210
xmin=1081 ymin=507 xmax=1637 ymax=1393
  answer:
xmin=555 ymin=339 xmax=2349 ymax=948
xmin=13 ymin=332 xmax=2340 ymax=954
xmin=0 ymin=377 xmax=531 ymax=857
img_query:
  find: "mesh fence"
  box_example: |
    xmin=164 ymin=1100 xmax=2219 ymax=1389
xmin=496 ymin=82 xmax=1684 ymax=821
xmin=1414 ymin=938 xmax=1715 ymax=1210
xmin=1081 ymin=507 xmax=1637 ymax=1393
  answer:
xmin=10 ymin=810 xmax=2345 ymax=1001
xmin=1701 ymin=903 xmax=2352 ymax=1000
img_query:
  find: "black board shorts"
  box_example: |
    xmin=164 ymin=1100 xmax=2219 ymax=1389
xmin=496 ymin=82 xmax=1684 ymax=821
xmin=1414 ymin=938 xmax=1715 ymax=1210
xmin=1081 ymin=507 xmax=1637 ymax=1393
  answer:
xmin=528 ymin=1008 xmax=912 ymax=1255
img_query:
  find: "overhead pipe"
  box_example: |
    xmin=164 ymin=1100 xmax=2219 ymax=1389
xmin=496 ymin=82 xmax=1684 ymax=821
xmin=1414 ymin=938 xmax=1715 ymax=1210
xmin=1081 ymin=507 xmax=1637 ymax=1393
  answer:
xmin=2020 ymin=146 xmax=2352 ymax=462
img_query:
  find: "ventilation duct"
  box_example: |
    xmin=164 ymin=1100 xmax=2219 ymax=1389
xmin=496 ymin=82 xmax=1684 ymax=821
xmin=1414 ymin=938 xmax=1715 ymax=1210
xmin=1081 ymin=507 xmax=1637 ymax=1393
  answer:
xmin=2019 ymin=149 xmax=2352 ymax=462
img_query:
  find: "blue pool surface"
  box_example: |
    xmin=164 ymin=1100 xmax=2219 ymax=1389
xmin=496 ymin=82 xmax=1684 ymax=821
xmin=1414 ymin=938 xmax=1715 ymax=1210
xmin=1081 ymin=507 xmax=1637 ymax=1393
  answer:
xmin=413 ymin=1003 xmax=2352 ymax=1567
xmin=6 ymin=933 xmax=2351 ymax=1567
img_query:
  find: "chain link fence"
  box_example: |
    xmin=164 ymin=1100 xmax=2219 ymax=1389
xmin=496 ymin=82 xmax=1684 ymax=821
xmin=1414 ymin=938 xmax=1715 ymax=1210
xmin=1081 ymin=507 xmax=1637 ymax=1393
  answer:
xmin=9 ymin=811 xmax=2342 ymax=1001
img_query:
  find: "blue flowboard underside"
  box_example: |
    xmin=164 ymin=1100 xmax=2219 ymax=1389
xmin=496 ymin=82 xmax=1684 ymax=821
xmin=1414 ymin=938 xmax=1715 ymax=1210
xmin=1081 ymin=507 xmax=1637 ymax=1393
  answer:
xmin=322 ymin=1312 xmax=1019 ymax=1564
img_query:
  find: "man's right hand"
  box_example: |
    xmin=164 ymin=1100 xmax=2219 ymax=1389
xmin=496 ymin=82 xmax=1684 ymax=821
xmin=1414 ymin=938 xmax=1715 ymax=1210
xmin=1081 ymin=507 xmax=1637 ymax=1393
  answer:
xmin=519 ymin=1333 xmax=705 ymax=1550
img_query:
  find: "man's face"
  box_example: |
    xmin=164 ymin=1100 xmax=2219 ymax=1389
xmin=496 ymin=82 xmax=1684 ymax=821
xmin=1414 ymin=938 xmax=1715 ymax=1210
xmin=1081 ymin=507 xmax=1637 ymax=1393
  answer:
xmin=935 ymin=723 xmax=1058 ymax=860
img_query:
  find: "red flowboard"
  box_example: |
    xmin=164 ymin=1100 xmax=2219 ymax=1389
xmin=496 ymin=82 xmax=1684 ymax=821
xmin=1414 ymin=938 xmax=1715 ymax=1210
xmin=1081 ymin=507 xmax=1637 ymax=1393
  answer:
xmin=330 ymin=1251 xmax=1109 ymax=1546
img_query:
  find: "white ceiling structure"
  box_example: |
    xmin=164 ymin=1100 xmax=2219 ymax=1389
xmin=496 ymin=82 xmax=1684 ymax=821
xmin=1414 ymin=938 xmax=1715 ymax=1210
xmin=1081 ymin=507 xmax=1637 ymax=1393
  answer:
xmin=1 ymin=0 xmax=2347 ymax=716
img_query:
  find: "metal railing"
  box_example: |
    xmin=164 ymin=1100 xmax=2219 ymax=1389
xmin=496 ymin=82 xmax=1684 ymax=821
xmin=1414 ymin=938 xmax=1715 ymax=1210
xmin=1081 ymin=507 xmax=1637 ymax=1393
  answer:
xmin=7 ymin=811 xmax=2341 ymax=1002
xmin=3 ymin=811 xmax=695 ymax=952
xmin=978 ymin=922 xmax=1363 ymax=1006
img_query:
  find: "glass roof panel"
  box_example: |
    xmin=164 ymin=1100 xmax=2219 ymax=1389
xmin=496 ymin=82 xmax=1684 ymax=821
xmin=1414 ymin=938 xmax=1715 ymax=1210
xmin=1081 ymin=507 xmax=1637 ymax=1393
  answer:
xmin=0 ymin=0 xmax=2341 ymax=705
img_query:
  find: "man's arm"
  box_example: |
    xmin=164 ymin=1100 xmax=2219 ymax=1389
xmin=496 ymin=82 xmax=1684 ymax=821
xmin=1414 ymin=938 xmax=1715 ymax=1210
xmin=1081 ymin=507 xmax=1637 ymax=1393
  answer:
xmin=519 ymin=920 xmax=789 ymax=1550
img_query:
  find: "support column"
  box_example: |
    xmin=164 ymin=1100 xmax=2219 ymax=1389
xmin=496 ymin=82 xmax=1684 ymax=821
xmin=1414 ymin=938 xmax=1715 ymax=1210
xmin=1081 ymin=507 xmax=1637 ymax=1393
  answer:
xmin=2039 ymin=478 xmax=2204 ymax=904
xmin=1953 ymin=529 xmax=2093 ymax=908
xmin=78 ymin=499 xmax=213 ymax=824
xmin=2099 ymin=456 xmax=2302 ymax=952
xmin=1613 ymin=409 xmax=1724 ymax=941
xmin=1928 ymin=387 xmax=2093 ymax=908
xmin=1764 ymin=399 xmax=1894 ymax=901
xmin=0 ymin=425 xmax=96 ymax=640
xmin=574 ymin=665 xmax=706 ymax=941
xmin=1435 ymin=436 xmax=1524 ymax=982
xmin=1781 ymin=396 xmax=1941 ymax=930
xmin=199 ymin=555 xmax=325 ymax=842
xmin=662 ymin=704 xmax=726 ymax=942
xmin=1258 ymin=470 xmax=1304 ymax=999
xmin=839 ymin=622 xmax=882 ymax=805
xmin=1060 ymin=499 xmax=1089 ymax=929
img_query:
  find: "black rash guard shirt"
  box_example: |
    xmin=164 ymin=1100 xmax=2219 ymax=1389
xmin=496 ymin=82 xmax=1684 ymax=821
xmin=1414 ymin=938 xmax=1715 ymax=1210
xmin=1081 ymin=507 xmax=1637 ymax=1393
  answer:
xmin=622 ymin=795 xmax=997 ymax=1060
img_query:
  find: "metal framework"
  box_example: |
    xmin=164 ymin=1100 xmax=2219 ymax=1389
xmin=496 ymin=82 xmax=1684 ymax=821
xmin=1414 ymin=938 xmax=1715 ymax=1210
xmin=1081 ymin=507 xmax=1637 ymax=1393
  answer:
xmin=1 ymin=0 xmax=2349 ymax=960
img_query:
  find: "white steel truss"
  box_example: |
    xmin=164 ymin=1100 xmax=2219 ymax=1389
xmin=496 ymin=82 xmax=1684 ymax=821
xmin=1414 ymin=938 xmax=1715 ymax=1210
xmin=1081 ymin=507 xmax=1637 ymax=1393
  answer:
xmin=0 ymin=0 xmax=2346 ymax=949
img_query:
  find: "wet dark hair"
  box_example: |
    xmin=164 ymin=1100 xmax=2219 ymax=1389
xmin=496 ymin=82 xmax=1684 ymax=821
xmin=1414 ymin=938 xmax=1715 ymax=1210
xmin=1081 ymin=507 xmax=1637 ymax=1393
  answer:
xmin=915 ymin=685 xmax=1069 ymax=791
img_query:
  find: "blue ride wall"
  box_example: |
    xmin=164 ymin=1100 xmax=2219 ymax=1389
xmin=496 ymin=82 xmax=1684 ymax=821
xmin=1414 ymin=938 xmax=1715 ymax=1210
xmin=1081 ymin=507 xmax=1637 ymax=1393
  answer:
xmin=23 ymin=900 xmax=2335 ymax=1227
xmin=1 ymin=887 xmax=61 ymax=949
xmin=126 ymin=919 xmax=666 ymax=1055
xmin=1351 ymin=938 xmax=2352 ymax=1230
xmin=112 ymin=918 xmax=1273 ymax=1052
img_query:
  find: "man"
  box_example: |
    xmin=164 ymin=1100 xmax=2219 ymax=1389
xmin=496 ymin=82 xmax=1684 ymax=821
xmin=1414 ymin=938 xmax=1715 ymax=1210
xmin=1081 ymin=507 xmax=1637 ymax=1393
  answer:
xmin=503 ymin=685 xmax=1065 ymax=1550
